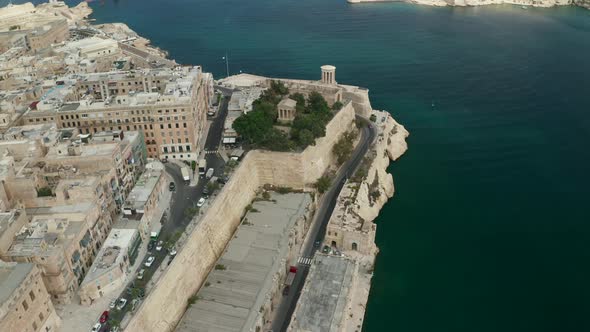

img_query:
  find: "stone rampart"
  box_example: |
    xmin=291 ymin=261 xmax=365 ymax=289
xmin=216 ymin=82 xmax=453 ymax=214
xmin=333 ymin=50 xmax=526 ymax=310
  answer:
xmin=124 ymin=99 xmax=356 ymax=332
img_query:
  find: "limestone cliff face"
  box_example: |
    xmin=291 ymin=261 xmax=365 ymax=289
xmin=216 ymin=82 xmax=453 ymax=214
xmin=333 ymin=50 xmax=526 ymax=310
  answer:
xmin=356 ymin=112 xmax=409 ymax=224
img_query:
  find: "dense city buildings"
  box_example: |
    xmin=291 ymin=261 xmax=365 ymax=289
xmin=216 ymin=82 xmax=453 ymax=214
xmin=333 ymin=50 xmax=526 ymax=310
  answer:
xmin=22 ymin=66 xmax=213 ymax=161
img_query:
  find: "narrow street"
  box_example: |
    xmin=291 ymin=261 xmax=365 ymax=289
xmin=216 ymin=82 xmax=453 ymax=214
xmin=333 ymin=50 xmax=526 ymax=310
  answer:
xmin=271 ymin=119 xmax=376 ymax=332
xmin=103 ymin=89 xmax=232 ymax=331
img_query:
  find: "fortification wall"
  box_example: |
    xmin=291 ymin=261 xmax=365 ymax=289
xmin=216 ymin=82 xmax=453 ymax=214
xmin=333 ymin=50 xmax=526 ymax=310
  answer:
xmin=124 ymin=100 xmax=356 ymax=331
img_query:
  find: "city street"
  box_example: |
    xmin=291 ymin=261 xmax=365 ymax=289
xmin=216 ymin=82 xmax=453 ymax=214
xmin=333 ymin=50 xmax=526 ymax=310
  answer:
xmin=100 ymin=90 xmax=232 ymax=331
xmin=271 ymin=119 xmax=376 ymax=332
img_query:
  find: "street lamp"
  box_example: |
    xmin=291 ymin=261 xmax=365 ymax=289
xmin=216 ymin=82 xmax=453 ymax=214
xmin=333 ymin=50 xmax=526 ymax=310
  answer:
xmin=222 ymin=53 xmax=229 ymax=78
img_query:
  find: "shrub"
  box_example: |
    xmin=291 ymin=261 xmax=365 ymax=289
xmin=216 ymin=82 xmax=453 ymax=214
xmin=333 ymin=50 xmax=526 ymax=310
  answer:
xmin=315 ymin=175 xmax=332 ymax=194
xmin=37 ymin=187 xmax=52 ymax=197
xmin=214 ymin=264 xmax=226 ymax=270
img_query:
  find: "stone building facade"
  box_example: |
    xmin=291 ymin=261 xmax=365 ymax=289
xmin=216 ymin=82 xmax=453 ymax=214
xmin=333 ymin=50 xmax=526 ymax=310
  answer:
xmin=22 ymin=66 xmax=213 ymax=161
xmin=0 ymin=261 xmax=61 ymax=332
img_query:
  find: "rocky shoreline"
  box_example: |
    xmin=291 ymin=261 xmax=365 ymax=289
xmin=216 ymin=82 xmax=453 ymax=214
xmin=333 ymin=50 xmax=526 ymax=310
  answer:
xmin=347 ymin=0 xmax=590 ymax=9
xmin=321 ymin=109 xmax=409 ymax=331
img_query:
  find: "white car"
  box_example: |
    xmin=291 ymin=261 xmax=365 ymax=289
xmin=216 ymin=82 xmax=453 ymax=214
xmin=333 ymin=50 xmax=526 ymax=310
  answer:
xmin=137 ymin=269 xmax=145 ymax=280
xmin=155 ymin=240 xmax=163 ymax=251
xmin=116 ymin=298 xmax=127 ymax=310
xmin=91 ymin=323 xmax=102 ymax=332
xmin=197 ymin=197 xmax=205 ymax=207
xmin=169 ymin=249 xmax=177 ymax=256
xmin=144 ymin=256 xmax=155 ymax=267
xmin=108 ymin=299 xmax=116 ymax=309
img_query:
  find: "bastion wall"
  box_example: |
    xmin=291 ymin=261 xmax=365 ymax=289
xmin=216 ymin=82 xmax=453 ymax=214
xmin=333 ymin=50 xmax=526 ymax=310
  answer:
xmin=124 ymin=101 xmax=356 ymax=331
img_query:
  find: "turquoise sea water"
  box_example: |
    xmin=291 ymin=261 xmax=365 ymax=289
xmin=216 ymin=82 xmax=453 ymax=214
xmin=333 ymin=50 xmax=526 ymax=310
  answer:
xmin=9 ymin=0 xmax=590 ymax=331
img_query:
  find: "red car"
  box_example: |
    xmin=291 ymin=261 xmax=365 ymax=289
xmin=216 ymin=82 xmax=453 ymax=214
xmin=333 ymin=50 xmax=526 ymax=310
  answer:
xmin=99 ymin=311 xmax=109 ymax=324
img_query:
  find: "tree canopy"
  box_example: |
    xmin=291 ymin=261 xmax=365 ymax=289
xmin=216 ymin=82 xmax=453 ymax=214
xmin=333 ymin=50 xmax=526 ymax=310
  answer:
xmin=233 ymin=84 xmax=335 ymax=151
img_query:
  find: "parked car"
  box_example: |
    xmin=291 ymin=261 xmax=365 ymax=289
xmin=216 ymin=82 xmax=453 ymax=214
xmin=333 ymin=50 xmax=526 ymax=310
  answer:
xmin=197 ymin=197 xmax=205 ymax=207
xmin=147 ymin=240 xmax=155 ymax=251
xmin=91 ymin=323 xmax=102 ymax=332
xmin=137 ymin=269 xmax=145 ymax=280
xmin=169 ymin=249 xmax=177 ymax=256
xmin=116 ymin=298 xmax=127 ymax=310
xmin=99 ymin=311 xmax=109 ymax=324
xmin=202 ymin=186 xmax=209 ymax=196
xmin=144 ymin=256 xmax=155 ymax=267
xmin=110 ymin=328 xmax=119 ymax=332
xmin=109 ymin=299 xmax=116 ymax=309
xmin=169 ymin=182 xmax=176 ymax=191
xmin=155 ymin=241 xmax=163 ymax=251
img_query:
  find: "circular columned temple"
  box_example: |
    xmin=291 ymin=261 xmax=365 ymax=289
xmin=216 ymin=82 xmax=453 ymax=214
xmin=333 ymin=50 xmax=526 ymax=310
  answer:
xmin=321 ymin=65 xmax=336 ymax=85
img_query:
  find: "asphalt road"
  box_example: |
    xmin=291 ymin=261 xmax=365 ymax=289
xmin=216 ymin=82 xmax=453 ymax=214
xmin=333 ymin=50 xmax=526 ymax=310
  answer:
xmin=271 ymin=119 xmax=377 ymax=332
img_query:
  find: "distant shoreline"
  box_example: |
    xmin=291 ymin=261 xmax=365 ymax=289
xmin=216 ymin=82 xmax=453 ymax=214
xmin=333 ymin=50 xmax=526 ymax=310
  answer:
xmin=347 ymin=0 xmax=590 ymax=10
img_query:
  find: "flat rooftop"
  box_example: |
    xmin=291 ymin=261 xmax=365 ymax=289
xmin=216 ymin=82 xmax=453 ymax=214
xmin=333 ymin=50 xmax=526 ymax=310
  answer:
xmin=288 ymin=254 xmax=355 ymax=332
xmin=124 ymin=167 xmax=162 ymax=211
xmin=175 ymin=192 xmax=312 ymax=332
xmin=81 ymin=228 xmax=138 ymax=284
xmin=0 ymin=261 xmax=34 ymax=305
xmin=0 ymin=209 xmax=22 ymax=238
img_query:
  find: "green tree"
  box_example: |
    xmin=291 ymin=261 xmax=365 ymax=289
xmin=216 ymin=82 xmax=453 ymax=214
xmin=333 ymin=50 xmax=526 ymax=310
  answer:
xmin=207 ymin=181 xmax=220 ymax=193
xmin=296 ymin=129 xmax=315 ymax=147
xmin=315 ymin=175 xmax=332 ymax=194
xmin=191 ymin=160 xmax=196 ymax=171
xmin=332 ymin=131 xmax=357 ymax=165
xmin=332 ymin=101 xmax=344 ymax=111
xmin=270 ymin=80 xmax=289 ymax=95
xmin=290 ymin=93 xmax=306 ymax=112
xmin=307 ymin=91 xmax=330 ymax=114
xmin=36 ymin=187 xmax=52 ymax=197
xmin=233 ymin=109 xmax=274 ymax=144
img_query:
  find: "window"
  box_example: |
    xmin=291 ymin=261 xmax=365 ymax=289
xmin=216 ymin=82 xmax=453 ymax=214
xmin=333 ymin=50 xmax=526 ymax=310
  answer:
xmin=22 ymin=300 xmax=28 ymax=311
xmin=186 ymin=145 xmax=191 ymax=151
xmin=160 ymin=124 xmax=164 ymax=129
xmin=29 ymin=290 xmax=35 ymax=301
xmin=175 ymin=123 xmax=179 ymax=128
xmin=168 ymin=124 xmax=172 ymax=129
xmin=183 ymin=123 xmax=187 ymax=128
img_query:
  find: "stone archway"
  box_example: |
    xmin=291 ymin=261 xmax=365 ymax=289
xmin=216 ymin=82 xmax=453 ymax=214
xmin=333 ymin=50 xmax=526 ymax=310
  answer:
xmin=352 ymin=242 xmax=358 ymax=251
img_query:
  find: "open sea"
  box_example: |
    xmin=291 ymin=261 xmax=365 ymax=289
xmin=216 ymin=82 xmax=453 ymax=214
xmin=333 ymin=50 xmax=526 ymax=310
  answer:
xmin=7 ymin=0 xmax=590 ymax=331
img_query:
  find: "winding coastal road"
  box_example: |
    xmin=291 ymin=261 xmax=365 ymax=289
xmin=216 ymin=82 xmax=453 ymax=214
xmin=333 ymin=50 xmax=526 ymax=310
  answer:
xmin=272 ymin=117 xmax=376 ymax=332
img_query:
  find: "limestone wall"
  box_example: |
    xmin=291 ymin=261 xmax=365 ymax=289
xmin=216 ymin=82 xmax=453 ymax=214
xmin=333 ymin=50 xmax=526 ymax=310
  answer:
xmin=125 ymin=156 xmax=261 ymax=331
xmin=124 ymin=100 xmax=356 ymax=332
xmin=246 ymin=101 xmax=356 ymax=188
xmin=340 ymin=84 xmax=373 ymax=118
